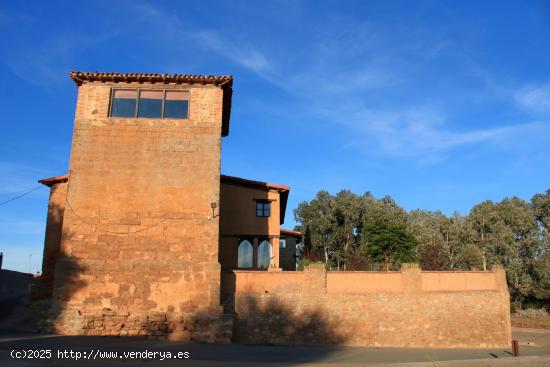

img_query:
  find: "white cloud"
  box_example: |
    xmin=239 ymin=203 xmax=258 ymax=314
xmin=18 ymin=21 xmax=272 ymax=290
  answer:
xmin=515 ymin=84 xmax=550 ymax=113
xmin=316 ymin=104 xmax=550 ymax=159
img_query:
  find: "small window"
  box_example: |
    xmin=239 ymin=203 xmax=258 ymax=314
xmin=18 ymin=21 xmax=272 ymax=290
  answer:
xmin=256 ymin=201 xmax=270 ymax=217
xmin=111 ymin=89 xmax=138 ymax=117
xmin=138 ymin=90 xmax=163 ymax=118
xmin=279 ymin=239 xmax=286 ymax=248
xmin=110 ymin=89 xmax=189 ymax=119
xmin=164 ymin=91 xmax=189 ymax=119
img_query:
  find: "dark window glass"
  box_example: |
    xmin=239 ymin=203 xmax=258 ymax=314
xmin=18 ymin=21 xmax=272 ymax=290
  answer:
xmin=111 ymin=90 xmax=137 ymax=117
xmin=256 ymin=202 xmax=271 ymax=217
xmin=163 ymin=91 xmax=189 ymax=119
xmin=138 ymin=90 xmax=163 ymax=118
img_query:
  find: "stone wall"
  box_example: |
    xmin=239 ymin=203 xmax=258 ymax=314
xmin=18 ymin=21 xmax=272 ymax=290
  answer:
xmin=221 ymin=264 xmax=511 ymax=348
xmin=31 ymin=181 xmax=66 ymax=301
xmin=47 ymin=80 xmax=230 ymax=342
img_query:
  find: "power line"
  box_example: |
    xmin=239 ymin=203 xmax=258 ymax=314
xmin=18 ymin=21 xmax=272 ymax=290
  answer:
xmin=65 ymin=198 xmax=208 ymax=235
xmin=0 ymin=185 xmax=44 ymax=207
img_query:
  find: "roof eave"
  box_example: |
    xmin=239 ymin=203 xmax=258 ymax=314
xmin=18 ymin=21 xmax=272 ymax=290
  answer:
xmin=69 ymin=71 xmax=233 ymax=137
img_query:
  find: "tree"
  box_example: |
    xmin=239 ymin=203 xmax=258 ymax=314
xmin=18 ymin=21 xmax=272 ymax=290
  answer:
xmin=458 ymin=243 xmax=484 ymax=270
xmin=294 ymin=190 xmax=337 ymax=267
xmin=362 ymin=221 xmax=417 ymax=269
xmin=294 ymin=186 xmax=550 ymax=308
xmin=468 ymin=197 xmax=541 ymax=303
xmin=408 ymin=210 xmax=449 ymax=270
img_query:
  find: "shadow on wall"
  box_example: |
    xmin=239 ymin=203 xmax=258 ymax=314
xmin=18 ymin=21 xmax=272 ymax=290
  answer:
xmin=222 ymin=273 xmax=351 ymax=346
xmin=29 ymin=198 xmax=87 ymax=334
xmin=29 ymin=200 xmax=232 ymax=341
xmin=31 ymin=198 xmax=65 ymax=302
xmin=2 ymin=199 xmax=71 ymax=332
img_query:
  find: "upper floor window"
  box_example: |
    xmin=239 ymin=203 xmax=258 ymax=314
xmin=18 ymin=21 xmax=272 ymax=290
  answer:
xmin=256 ymin=201 xmax=270 ymax=217
xmin=110 ymin=89 xmax=189 ymax=119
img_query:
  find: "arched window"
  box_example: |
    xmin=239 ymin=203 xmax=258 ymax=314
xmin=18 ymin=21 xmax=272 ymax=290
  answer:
xmin=237 ymin=240 xmax=253 ymax=268
xmin=258 ymin=240 xmax=272 ymax=269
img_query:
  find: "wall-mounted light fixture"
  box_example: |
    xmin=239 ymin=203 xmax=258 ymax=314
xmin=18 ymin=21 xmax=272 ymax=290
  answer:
xmin=210 ymin=202 xmax=218 ymax=220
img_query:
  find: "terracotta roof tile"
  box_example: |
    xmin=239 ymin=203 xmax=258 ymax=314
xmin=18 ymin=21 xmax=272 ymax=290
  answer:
xmin=69 ymin=71 xmax=233 ymax=86
xmin=38 ymin=174 xmax=68 ymax=187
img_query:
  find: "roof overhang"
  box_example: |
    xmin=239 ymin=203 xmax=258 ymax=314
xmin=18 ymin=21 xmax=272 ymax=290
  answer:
xmin=280 ymin=228 xmax=303 ymax=239
xmin=220 ymin=174 xmax=290 ymax=224
xmin=38 ymin=174 xmax=68 ymax=187
xmin=69 ymin=71 xmax=233 ymax=137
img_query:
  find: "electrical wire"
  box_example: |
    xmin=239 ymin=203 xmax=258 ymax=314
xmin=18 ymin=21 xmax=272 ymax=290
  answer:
xmin=0 ymin=185 xmax=44 ymax=207
xmin=65 ymin=198 xmax=210 ymax=235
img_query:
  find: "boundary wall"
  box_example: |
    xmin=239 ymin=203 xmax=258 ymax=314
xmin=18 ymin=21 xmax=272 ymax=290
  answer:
xmin=221 ymin=264 xmax=511 ymax=348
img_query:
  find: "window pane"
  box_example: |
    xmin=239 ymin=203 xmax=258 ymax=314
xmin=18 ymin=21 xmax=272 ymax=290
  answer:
xmin=111 ymin=90 xmax=137 ymax=117
xmin=258 ymin=240 xmax=272 ymax=268
xmin=264 ymin=203 xmax=270 ymax=216
xmin=257 ymin=209 xmax=263 ymax=216
xmin=138 ymin=90 xmax=162 ymax=118
xmin=238 ymin=240 xmax=253 ymax=268
xmin=164 ymin=91 xmax=189 ymax=119
xmin=165 ymin=91 xmax=189 ymax=100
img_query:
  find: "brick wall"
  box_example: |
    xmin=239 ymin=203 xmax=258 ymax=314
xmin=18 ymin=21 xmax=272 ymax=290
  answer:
xmin=47 ymin=81 xmax=230 ymax=342
xmin=221 ymin=264 xmax=511 ymax=348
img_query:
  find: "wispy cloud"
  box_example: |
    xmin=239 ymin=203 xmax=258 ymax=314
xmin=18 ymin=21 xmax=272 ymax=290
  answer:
xmin=315 ymin=104 xmax=548 ymax=159
xmin=6 ymin=0 xmax=547 ymax=162
xmin=515 ymin=84 xmax=550 ymax=114
xmin=128 ymin=1 xmax=275 ymax=77
xmin=191 ymin=31 xmax=272 ymax=74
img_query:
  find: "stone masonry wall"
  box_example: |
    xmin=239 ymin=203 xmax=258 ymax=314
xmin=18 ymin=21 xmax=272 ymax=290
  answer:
xmin=47 ymin=81 xmax=230 ymax=342
xmin=31 ymin=182 xmax=67 ymax=301
xmin=221 ymin=264 xmax=512 ymax=348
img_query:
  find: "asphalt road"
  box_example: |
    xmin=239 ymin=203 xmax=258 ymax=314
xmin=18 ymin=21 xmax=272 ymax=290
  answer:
xmin=0 ymin=328 xmax=548 ymax=366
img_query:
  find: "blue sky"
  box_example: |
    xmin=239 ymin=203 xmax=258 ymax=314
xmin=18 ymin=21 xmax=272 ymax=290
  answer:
xmin=1 ymin=0 xmax=550 ymax=272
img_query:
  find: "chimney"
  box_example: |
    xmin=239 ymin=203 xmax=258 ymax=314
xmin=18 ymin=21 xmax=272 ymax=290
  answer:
xmin=0 ymin=252 xmax=3 ymax=270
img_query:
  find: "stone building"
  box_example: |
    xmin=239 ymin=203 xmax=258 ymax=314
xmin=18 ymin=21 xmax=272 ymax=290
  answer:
xmin=33 ymin=71 xmax=512 ymax=348
xmin=35 ymin=71 xmax=299 ymax=341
